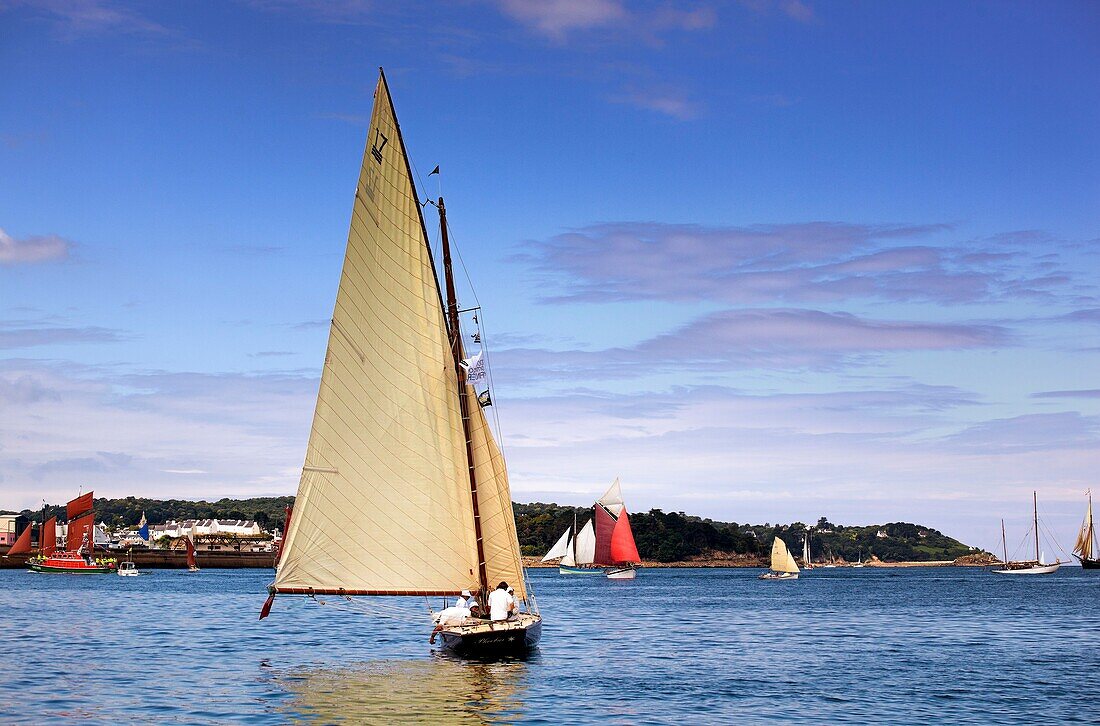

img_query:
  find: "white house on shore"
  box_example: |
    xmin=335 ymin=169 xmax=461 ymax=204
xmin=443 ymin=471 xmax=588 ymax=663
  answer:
xmin=149 ymin=519 xmax=265 ymax=540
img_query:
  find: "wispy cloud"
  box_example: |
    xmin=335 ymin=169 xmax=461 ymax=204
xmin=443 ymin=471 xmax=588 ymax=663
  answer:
xmin=609 ymin=87 xmax=701 ymax=120
xmin=240 ymin=0 xmax=375 ymax=25
xmin=0 ymin=228 xmax=73 ymax=265
xmin=493 ymin=308 xmax=1008 ymax=382
xmin=516 ymin=221 xmax=1079 ymax=305
xmin=1031 ymin=389 xmax=1100 ymax=399
xmin=493 ymin=0 xmax=715 ymax=43
xmin=0 ymin=323 xmax=125 ymax=350
xmin=250 ymin=351 xmax=296 ymax=358
xmin=0 ymin=360 xmax=317 ymax=505
xmin=3 ymin=0 xmax=169 ymax=37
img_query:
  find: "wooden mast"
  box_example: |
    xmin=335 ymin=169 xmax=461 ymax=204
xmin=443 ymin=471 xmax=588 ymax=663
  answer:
xmin=1033 ymin=491 xmax=1039 ymax=563
xmin=1001 ymin=518 xmax=1008 ymax=565
xmin=438 ymin=196 xmax=490 ymax=604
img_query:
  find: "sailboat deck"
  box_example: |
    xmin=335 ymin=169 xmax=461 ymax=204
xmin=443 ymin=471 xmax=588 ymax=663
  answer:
xmin=440 ymin=612 xmax=541 ymax=636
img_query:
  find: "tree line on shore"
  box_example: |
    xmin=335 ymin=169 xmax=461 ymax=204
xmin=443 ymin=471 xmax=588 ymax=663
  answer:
xmin=10 ymin=496 xmax=977 ymax=562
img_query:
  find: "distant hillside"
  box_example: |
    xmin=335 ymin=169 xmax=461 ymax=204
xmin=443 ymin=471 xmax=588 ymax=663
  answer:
xmin=16 ymin=497 xmax=978 ymax=563
xmin=513 ymin=504 xmax=978 ymax=563
xmin=18 ymin=496 xmax=294 ymax=533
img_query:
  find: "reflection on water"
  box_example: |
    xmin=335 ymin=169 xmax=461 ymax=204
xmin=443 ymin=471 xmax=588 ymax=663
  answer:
xmin=276 ymin=655 xmax=532 ymax=723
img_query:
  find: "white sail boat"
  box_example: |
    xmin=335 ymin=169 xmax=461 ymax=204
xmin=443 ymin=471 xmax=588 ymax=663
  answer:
xmin=259 ymin=68 xmax=541 ymax=654
xmin=852 ymin=547 xmax=865 ymax=568
xmin=993 ymin=492 xmax=1060 ymax=575
xmin=801 ymin=528 xmax=814 ymax=570
xmin=759 ymin=537 xmax=800 ymax=580
xmin=543 ymin=513 xmax=602 ymax=575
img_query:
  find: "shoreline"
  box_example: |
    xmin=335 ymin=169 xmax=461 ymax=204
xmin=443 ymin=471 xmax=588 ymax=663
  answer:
xmin=522 ymin=556 xmax=985 ymax=569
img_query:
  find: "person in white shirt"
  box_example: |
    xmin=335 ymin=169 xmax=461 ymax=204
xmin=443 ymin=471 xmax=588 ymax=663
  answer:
xmin=429 ymin=602 xmax=480 ymax=643
xmin=506 ymin=586 xmax=518 ymax=615
xmin=454 ymin=589 xmax=472 ymax=609
xmin=487 ymin=581 xmax=512 ymax=621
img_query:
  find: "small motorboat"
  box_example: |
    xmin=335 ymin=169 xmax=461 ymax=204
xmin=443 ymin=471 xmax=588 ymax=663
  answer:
xmin=118 ymin=560 xmax=140 ymax=576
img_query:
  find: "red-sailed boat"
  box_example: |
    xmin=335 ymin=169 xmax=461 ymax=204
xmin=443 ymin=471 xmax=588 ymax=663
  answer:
xmin=27 ymin=491 xmax=116 ymax=574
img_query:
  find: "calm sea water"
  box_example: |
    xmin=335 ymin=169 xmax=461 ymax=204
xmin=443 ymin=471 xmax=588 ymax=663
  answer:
xmin=2 ymin=566 xmax=1096 ymax=724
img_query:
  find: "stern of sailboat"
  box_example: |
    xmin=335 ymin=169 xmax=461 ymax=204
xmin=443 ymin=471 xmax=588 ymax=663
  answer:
xmin=437 ymin=613 xmax=542 ymax=654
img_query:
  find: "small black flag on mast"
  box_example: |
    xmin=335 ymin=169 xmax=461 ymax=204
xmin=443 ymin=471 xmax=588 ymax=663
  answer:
xmin=477 ymin=390 xmax=492 ymax=408
xmin=428 ymin=165 xmax=440 ymax=176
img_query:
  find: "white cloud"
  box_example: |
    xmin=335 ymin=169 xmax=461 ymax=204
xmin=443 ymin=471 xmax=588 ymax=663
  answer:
xmin=0 ymin=228 xmax=72 ymax=265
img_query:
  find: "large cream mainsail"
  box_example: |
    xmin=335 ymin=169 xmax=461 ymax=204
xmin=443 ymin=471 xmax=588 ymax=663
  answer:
xmin=274 ymin=70 xmax=500 ymax=596
xmin=770 ymin=538 xmax=800 ymax=574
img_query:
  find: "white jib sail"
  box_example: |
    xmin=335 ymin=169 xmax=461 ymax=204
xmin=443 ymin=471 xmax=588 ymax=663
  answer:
xmin=542 ymin=528 xmax=572 ymax=561
xmin=574 ymin=519 xmax=597 ymax=565
xmin=771 ymin=538 xmax=800 ymax=574
xmin=560 ymin=538 xmax=576 ymax=567
xmin=598 ymin=477 xmax=624 ymax=517
xmin=274 ymin=72 xmax=482 ymax=595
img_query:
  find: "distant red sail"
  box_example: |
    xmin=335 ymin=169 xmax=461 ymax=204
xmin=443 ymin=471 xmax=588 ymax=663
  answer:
xmin=594 ymin=504 xmax=616 ymax=565
xmin=67 ymin=492 xmax=94 ymax=520
xmin=7 ymin=524 xmax=33 ymax=555
xmin=66 ymin=513 xmax=95 ymax=552
xmin=185 ymin=537 xmax=197 ymax=569
xmin=610 ymin=507 xmax=641 ymax=564
xmin=42 ymin=517 xmax=57 ymax=555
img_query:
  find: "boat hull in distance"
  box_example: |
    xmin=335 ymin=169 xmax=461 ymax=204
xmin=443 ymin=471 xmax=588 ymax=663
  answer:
xmin=605 ymin=566 xmax=637 ymax=580
xmin=558 ymin=565 xmax=605 ymax=576
xmin=992 ymin=563 xmax=1060 ymax=575
xmin=759 ymin=571 xmax=799 ymax=580
xmin=28 ymin=553 xmax=117 ymax=574
xmin=1075 ymin=556 xmax=1100 ymax=570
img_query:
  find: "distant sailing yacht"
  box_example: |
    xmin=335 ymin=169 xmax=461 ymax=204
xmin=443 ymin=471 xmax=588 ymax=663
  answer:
xmin=853 ymin=548 xmax=865 ymax=568
xmin=993 ymin=492 xmax=1060 ymax=575
xmin=759 ymin=537 xmax=800 ymax=580
xmin=801 ymin=529 xmax=814 ymax=570
xmin=596 ymin=479 xmax=641 ymax=579
xmin=1073 ymin=490 xmax=1098 ymax=570
xmin=26 ymin=492 xmax=116 ymax=574
xmin=541 ymin=479 xmax=641 ymax=578
xmin=259 ymin=69 xmax=541 ymax=654
xmin=544 ymin=513 xmax=601 ymax=575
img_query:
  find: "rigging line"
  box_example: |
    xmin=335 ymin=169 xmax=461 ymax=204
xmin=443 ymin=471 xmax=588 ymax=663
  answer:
xmin=1037 ymin=518 xmax=1072 ymax=559
xmin=479 ymin=319 xmax=536 ymax=612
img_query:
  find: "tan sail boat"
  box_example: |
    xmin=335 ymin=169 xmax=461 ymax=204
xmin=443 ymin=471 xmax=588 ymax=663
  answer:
xmin=259 ymin=68 xmax=541 ymax=654
xmin=759 ymin=536 xmax=800 ymax=580
xmin=1073 ymin=490 xmax=1098 ymax=569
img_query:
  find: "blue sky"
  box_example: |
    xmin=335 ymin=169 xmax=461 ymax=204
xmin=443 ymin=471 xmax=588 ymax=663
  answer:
xmin=1 ymin=0 xmax=1098 ymax=556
